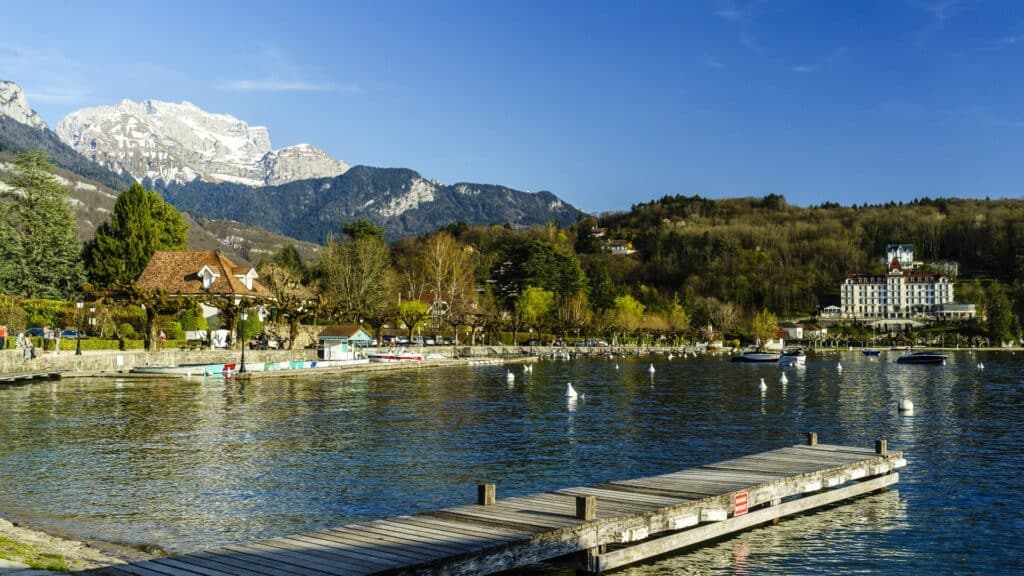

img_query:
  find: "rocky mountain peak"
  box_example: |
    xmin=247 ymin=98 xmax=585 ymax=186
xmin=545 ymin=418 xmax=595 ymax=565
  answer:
xmin=54 ymin=98 xmax=347 ymax=187
xmin=0 ymin=80 xmax=48 ymax=130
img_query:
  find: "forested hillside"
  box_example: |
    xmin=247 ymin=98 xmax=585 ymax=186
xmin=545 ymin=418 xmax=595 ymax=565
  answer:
xmin=568 ymin=195 xmax=1024 ymax=318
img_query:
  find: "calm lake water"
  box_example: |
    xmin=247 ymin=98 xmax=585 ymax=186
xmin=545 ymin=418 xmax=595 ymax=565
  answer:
xmin=0 ymin=351 xmax=1022 ymax=574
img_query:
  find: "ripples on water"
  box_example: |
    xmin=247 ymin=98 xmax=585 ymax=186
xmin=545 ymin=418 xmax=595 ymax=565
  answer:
xmin=0 ymin=351 xmax=1021 ymax=574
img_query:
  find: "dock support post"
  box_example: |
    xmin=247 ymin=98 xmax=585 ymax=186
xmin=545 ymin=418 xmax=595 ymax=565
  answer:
xmin=477 ymin=483 xmax=495 ymax=506
xmin=576 ymin=495 xmax=596 ymax=521
xmin=806 ymin=432 xmax=818 ymax=446
xmin=875 ymin=439 xmax=887 ymax=455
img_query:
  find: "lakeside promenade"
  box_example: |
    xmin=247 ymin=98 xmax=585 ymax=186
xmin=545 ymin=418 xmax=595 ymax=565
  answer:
xmin=0 ymin=344 xmax=1016 ymax=379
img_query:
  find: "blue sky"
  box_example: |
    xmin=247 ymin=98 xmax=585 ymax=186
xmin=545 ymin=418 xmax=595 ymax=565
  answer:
xmin=1 ymin=0 xmax=1022 ymax=213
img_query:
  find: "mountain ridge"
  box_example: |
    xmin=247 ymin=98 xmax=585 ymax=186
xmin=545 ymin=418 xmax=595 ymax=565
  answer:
xmin=2 ymin=79 xmax=585 ymax=244
xmin=159 ymin=165 xmax=582 ymax=242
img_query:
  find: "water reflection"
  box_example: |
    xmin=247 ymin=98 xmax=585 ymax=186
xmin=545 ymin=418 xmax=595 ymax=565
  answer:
xmin=0 ymin=352 xmax=1021 ymax=574
xmin=603 ymin=491 xmax=908 ymax=576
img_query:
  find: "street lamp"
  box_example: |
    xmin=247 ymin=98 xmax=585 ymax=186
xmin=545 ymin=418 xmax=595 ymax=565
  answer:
xmin=75 ymin=301 xmax=83 ymax=356
xmin=239 ymin=310 xmax=248 ymax=373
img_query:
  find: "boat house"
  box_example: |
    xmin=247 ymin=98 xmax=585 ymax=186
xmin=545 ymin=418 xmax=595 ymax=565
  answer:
xmin=318 ymin=325 xmax=373 ymax=361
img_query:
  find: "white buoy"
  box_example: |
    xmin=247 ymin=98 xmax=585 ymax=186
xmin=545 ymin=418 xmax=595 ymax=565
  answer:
xmin=648 ymin=363 xmax=656 ymax=374
xmin=977 ymin=362 xmax=984 ymax=370
xmin=614 ymin=364 xmax=619 ymax=370
xmin=779 ymin=373 xmax=788 ymax=384
xmin=565 ymin=382 xmax=578 ymax=398
xmin=506 ymin=371 xmax=515 ymax=383
xmin=668 ymin=353 xmax=674 ymax=360
xmin=898 ymin=398 xmax=914 ymax=414
xmin=759 ymin=377 xmax=767 ymax=392
xmin=837 ymin=362 xmax=844 ymax=372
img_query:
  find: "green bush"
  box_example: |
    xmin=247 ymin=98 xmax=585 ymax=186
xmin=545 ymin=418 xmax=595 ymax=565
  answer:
xmin=0 ymin=306 xmax=27 ymax=335
xmin=113 ymin=308 xmax=146 ymax=335
xmin=118 ymin=322 xmax=137 ymax=339
xmin=177 ymin=308 xmax=208 ymax=331
xmin=21 ymin=299 xmax=66 ymax=327
xmin=159 ymin=320 xmax=185 ymax=340
xmin=238 ymin=315 xmax=263 ymax=340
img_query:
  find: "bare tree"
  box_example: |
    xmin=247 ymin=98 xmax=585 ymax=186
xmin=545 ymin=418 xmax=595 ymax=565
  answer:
xmin=258 ymin=262 xmax=313 ymax=349
xmin=421 ymin=232 xmax=477 ymax=341
xmin=319 ymin=235 xmax=397 ymax=325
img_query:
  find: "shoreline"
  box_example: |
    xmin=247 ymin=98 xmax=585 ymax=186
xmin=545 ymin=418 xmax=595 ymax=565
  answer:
xmin=0 ymin=511 xmax=145 ymax=574
xmin=1 ymin=343 xmax=1020 ymax=380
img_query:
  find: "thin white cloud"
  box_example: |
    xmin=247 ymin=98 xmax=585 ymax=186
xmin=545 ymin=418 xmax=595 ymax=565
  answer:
xmin=791 ymin=65 xmax=817 ymax=73
xmin=714 ymin=6 xmax=745 ymax=21
xmin=915 ymin=0 xmax=964 ymax=47
xmin=0 ymin=44 xmax=93 ymax=106
xmin=714 ymin=2 xmax=762 ymax=52
xmin=24 ymin=88 xmax=92 ymax=104
xmin=219 ymin=79 xmax=355 ymax=93
xmin=704 ymin=56 xmax=725 ymax=69
xmin=982 ymin=34 xmax=1023 ymax=50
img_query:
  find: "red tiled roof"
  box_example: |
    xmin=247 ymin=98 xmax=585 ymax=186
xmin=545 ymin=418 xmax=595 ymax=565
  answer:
xmin=135 ymin=250 xmax=274 ymax=298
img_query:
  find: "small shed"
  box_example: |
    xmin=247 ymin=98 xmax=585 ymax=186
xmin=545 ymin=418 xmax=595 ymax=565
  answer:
xmin=779 ymin=322 xmax=803 ymax=340
xmin=318 ymin=325 xmax=373 ymax=360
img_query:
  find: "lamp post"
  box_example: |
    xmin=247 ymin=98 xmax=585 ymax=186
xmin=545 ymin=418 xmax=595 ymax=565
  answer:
xmin=239 ymin=310 xmax=248 ymax=373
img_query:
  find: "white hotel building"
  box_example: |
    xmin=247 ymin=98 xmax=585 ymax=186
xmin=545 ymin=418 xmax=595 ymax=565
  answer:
xmin=841 ymin=259 xmax=955 ymax=320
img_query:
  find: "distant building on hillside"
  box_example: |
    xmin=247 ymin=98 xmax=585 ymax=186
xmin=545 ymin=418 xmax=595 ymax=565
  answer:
xmin=606 ymin=240 xmax=638 ymax=255
xmin=841 ymin=258 xmax=956 ymax=321
xmin=884 ymin=244 xmax=916 ymax=269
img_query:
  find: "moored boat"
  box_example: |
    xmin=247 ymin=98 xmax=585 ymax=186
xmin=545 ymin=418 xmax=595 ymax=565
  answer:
xmin=367 ymin=348 xmax=424 ymax=363
xmin=779 ymin=347 xmax=806 ymax=367
xmin=132 ymin=358 xmax=369 ymax=377
xmin=895 ymin=351 xmax=948 ymax=365
xmin=731 ymin=350 xmax=781 ymax=363
xmin=863 ymin=349 xmax=881 ymax=356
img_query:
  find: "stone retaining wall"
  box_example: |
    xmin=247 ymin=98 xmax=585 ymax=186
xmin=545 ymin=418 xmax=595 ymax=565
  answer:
xmin=0 ymin=348 xmax=317 ymax=376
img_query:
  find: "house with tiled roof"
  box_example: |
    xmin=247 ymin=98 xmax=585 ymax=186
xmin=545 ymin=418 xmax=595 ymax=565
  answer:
xmin=136 ymin=250 xmax=273 ymax=330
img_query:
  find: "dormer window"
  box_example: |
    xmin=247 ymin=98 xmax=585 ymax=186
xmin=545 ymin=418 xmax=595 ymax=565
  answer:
xmin=198 ymin=265 xmax=219 ymax=290
xmin=234 ymin=268 xmax=257 ymax=291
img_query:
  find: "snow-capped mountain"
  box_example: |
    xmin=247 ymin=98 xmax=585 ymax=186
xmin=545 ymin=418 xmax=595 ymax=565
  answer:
xmin=3 ymin=79 xmax=585 ymax=241
xmin=0 ymin=80 xmax=47 ymax=130
xmin=55 ymin=99 xmax=349 ymax=187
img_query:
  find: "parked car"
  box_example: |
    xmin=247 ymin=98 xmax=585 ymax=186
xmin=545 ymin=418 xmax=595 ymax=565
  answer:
xmin=25 ymin=327 xmax=45 ymax=337
xmin=250 ymin=332 xmax=286 ymax=350
xmin=60 ymin=328 xmax=86 ymax=339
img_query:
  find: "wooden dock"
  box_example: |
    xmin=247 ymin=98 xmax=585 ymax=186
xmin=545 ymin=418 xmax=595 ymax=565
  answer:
xmin=0 ymin=370 xmax=62 ymax=385
xmin=98 ymin=435 xmax=905 ymax=576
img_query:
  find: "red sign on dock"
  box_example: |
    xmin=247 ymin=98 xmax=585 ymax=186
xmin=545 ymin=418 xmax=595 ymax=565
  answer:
xmin=733 ymin=491 xmax=749 ymax=516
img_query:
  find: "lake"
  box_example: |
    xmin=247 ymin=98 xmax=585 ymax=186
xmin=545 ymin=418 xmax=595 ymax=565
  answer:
xmin=0 ymin=351 xmax=1021 ymax=574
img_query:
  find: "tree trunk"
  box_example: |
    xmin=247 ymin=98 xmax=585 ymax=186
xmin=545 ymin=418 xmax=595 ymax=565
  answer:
xmin=145 ymin=307 xmax=158 ymax=352
xmin=289 ymin=316 xmax=300 ymax=350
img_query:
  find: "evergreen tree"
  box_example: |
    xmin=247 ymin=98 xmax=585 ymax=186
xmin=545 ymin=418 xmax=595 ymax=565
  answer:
xmin=2 ymin=151 xmax=84 ymax=299
xmin=84 ymin=182 xmax=188 ymax=287
xmin=985 ymin=285 xmax=1014 ymax=343
xmin=0 ymin=206 xmax=26 ymax=294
